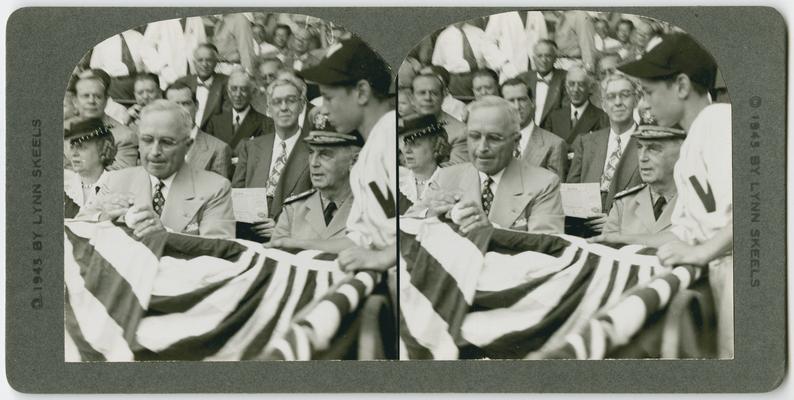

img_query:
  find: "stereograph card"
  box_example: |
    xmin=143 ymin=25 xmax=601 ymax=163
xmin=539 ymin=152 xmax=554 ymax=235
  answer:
xmin=4 ymin=6 xmax=787 ymax=393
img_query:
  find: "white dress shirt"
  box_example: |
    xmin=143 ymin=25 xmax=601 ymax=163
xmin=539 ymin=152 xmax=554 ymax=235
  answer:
xmin=232 ymin=105 xmax=251 ymax=129
xmin=431 ymin=24 xmax=518 ymax=80
xmin=267 ymin=129 xmax=301 ymax=178
xmin=194 ymin=75 xmax=214 ymax=126
xmin=601 ymin=123 xmax=637 ymax=174
xmin=148 ymin=172 xmax=177 ymax=202
xmin=570 ymin=101 xmax=590 ymax=123
xmin=478 ymin=168 xmax=506 ymax=198
xmin=534 ymin=72 xmax=552 ymax=122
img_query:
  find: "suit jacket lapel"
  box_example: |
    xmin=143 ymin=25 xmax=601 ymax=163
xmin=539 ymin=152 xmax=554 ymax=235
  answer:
xmin=326 ymin=195 xmax=353 ymax=238
xmin=188 ymin=131 xmax=211 ymax=170
xmin=490 ymin=161 xmax=526 ymax=228
xmin=653 ymin=195 xmax=675 ymax=233
xmin=523 ymin=129 xmax=546 ymax=167
xmin=542 ymin=71 xmax=563 ymax=122
xmin=303 ymin=193 xmax=327 ymax=238
xmin=202 ymin=75 xmax=225 ymax=127
xmin=231 ymin=111 xmax=259 ymax=147
xmin=585 ymin=129 xmax=609 ymax=182
xmin=274 ymin=132 xmax=310 ymax=201
xmin=251 ymin=134 xmax=275 ymax=187
xmin=633 ymin=187 xmax=656 ymax=233
xmin=613 ymin=136 xmax=639 ymax=192
xmin=161 ymin=166 xmax=203 ymax=233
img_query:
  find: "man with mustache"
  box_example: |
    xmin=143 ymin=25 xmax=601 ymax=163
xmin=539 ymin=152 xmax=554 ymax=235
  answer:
xmin=231 ymin=72 xmax=312 ymax=242
xmin=567 ymin=73 xmax=642 ymax=235
xmin=205 ymin=70 xmax=272 ymax=150
xmin=543 ymin=66 xmax=609 ymax=146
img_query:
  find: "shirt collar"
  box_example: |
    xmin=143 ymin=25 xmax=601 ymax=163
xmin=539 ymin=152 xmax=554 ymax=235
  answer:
xmin=232 ymin=106 xmax=251 ymax=122
xmin=537 ymin=71 xmax=553 ymax=82
xmin=189 ymin=125 xmax=198 ymax=140
xmin=609 ymin=123 xmax=637 ymax=142
xmin=571 ymin=101 xmax=589 ymax=119
xmin=478 ymin=167 xmax=505 ymax=188
xmin=197 ymin=75 xmax=214 ymax=87
xmin=149 ymin=172 xmax=176 ymax=193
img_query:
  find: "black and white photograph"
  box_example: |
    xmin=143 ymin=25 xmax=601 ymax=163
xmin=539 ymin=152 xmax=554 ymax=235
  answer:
xmin=398 ymin=10 xmax=734 ymax=360
xmin=61 ymin=11 xmax=398 ymax=362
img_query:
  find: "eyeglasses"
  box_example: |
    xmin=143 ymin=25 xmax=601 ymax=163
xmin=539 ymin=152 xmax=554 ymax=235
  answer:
xmin=268 ymin=95 xmax=301 ymax=107
xmin=139 ymin=135 xmax=189 ymax=149
xmin=604 ymin=90 xmax=636 ymax=102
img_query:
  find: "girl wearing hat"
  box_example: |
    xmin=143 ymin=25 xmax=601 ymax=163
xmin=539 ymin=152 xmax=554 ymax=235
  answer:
xmin=64 ymin=118 xmax=117 ymax=216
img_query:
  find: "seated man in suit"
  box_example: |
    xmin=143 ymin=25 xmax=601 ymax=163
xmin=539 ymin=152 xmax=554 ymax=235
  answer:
xmin=500 ymin=78 xmax=568 ymax=179
xmin=517 ymin=39 xmax=567 ymax=128
xmin=65 ymin=69 xmax=139 ymax=170
xmin=591 ymin=124 xmax=684 ymax=243
xmin=416 ymin=95 xmax=564 ymax=234
xmin=412 ymin=73 xmax=468 ymax=164
xmin=175 ymin=43 xmax=228 ymax=131
xmin=271 ymin=120 xmax=364 ymax=242
xmin=231 ymin=72 xmax=312 ymax=242
xmin=566 ymin=72 xmax=642 ymax=235
xmin=206 ymin=70 xmax=273 ymax=150
xmin=77 ymin=100 xmax=235 ymax=238
xmin=127 ymin=72 xmax=163 ymax=125
xmin=165 ymin=81 xmax=232 ymax=179
xmin=543 ymin=66 xmax=609 ymax=145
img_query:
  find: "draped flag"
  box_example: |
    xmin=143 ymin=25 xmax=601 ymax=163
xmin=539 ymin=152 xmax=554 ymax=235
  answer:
xmin=398 ymin=216 xmax=705 ymax=360
xmin=64 ymin=220 xmax=381 ymax=362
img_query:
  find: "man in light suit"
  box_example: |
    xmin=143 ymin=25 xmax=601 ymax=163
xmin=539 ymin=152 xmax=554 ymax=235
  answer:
xmin=418 ymin=96 xmax=564 ymax=234
xmin=165 ymin=82 xmax=232 ymax=179
xmin=595 ymin=125 xmax=685 ymax=241
xmin=543 ymin=66 xmax=609 ymax=145
xmin=500 ymin=78 xmax=568 ymax=179
xmin=143 ymin=17 xmax=207 ymax=89
xmin=205 ymin=70 xmax=273 ymax=150
xmin=411 ymin=73 xmax=468 ymax=164
xmin=271 ymin=124 xmax=363 ymax=242
xmin=175 ymin=43 xmax=229 ymax=131
xmin=65 ymin=69 xmax=139 ymax=170
xmin=231 ymin=73 xmax=312 ymax=242
xmin=77 ymin=100 xmax=234 ymax=238
xmin=567 ymin=73 xmax=642 ymax=233
xmin=516 ymin=39 xmax=567 ymax=127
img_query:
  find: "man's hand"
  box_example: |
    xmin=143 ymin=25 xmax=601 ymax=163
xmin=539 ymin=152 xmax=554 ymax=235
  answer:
xmin=251 ymin=218 xmax=276 ymax=238
xmin=450 ymin=200 xmax=492 ymax=234
xmin=657 ymin=240 xmax=709 ymax=267
xmin=125 ymin=204 xmax=165 ymax=238
xmin=263 ymin=237 xmax=306 ymax=250
xmin=424 ymin=191 xmax=462 ymax=218
xmin=96 ymin=192 xmax=135 ymax=220
xmin=338 ymin=245 xmax=396 ymax=273
xmin=584 ymin=213 xmax=608 ymax=233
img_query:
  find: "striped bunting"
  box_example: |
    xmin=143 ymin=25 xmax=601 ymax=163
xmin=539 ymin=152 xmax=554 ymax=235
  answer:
xmin=398 ymin=216 xmax=699 ymax=360
xmin=64 ymin=221 xmax=367 ymax=361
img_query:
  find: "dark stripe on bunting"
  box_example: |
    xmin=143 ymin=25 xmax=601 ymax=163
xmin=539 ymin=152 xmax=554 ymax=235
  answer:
xmin=473 ymin=252 xmax=600 ymax=359
xmin=597 ymin=260 xmax=620 ymax=309
xmin=155 ymin=232 xmax=248 ymax=262
xmin=65 ymin=226 xmax=146 ymax=346
xmin=636 ymin=247 xmax=658 ymax=256
xmin=239 ymin=266 xmax=302 ymax=360
xmin=64 ymin=287 xmax=107 ymax=361
xmin=472 ymin=248 xmax=585 ymax=311
xmin=488 ymin=228 xmax=572 ymax=257
xmin=399 ymin=229 xmax=469 ymax=339
xmin=147 ymin=253 xmax=261 ymax=315
xmin=314 ymin=252 xmax=338 ymax=261
xmin=398 ymin=310 xmax=434 ymax=360
xmin=623 ymin=264 xmax=640 ymax=293
xmin=134 ymin=257 xmax=281 ymax=360
xmin=634 ymin=287 xmax=661 ymax=313
xmin=290 ymin=270 xmax=320 ymax=318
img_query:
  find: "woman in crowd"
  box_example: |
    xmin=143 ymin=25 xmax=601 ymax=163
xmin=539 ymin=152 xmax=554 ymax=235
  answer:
xmin=398 ymin=114 xmax=450 ymax=209
xmin=64 ymin=118 xmax=117 ymax=217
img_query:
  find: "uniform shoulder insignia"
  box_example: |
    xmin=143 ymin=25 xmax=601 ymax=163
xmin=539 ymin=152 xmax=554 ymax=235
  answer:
xmin=614 ymin=183 xmax=646 ymax=199
xmin=283 ymin=188 xmax=316 ymax=205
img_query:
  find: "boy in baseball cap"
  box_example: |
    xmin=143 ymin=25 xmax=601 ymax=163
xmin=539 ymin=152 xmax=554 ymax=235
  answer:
xmin=620 ymin=32 xmax=733 ymax=358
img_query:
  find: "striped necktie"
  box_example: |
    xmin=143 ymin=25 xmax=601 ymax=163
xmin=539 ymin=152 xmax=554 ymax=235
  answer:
xmin=266 ymin=141 xmax=288 ymax=197
xmin=600 ymin=134 xmax=622 ymax=192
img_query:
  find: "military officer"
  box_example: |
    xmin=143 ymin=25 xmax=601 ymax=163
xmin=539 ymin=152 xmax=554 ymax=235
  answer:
xmin=271 ymin=115 xmax=364 ymax=242
xmin=591 ymin=124 xmax=685 ymax=244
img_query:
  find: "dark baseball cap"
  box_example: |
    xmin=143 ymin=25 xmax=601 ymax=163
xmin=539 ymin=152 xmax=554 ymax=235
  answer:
xmin=618 ymin=33 xmax=718 ymax=90
xmin=298 ymin=37 xmax=392 ymax=95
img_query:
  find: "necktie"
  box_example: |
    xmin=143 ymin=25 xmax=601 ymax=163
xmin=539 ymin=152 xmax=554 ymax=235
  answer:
xmin=481 ymin=176 xmax=494 ymax=215
xmin=459 ymin=26 xmax=478 ymax=72
xmin=653 ymin=195 xmax=667 ymax=220
xmin=323 ymin=201 xmax=337 ymax=226
xmin=266 ymin=141 xmax=288 ymax=197
xmin=600 ymin=135 xmax=622 ymax=192
xmin=233 ymin=114 xmax=241 ymax=133
xmin=119 ymin=34 xmax=136 ymax=76
xmin=571 ymin=109 xmax=579 ymax=128
xmin=180 ymin=17 xmax=188 ymax=32
xmin=152 ymin=180 xmax=165 ymax=216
